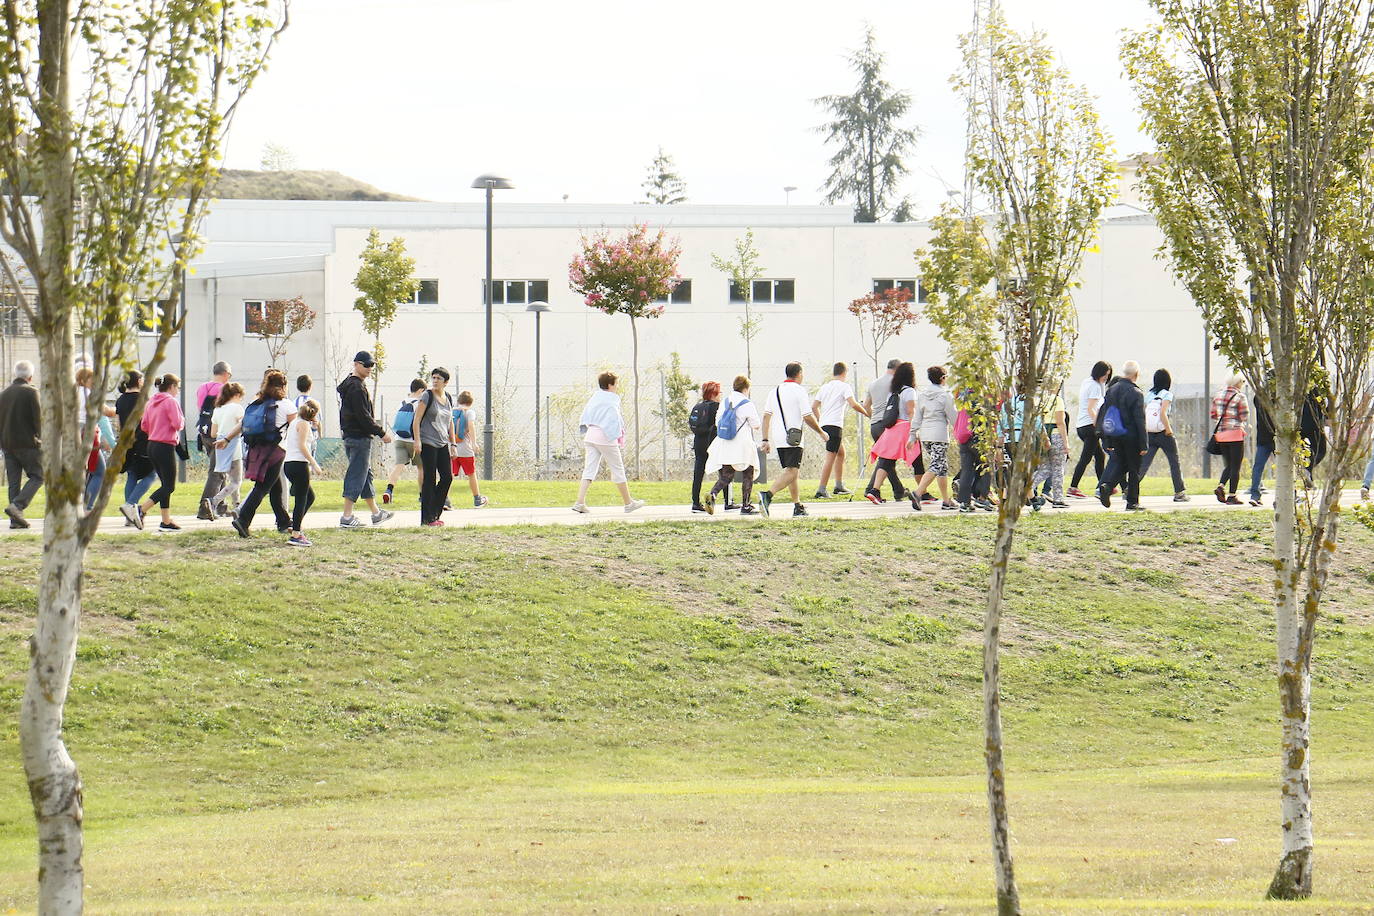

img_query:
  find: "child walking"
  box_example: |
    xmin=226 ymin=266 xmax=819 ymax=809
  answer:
xmin=283 ymin=399 xmax=323 ymax=547
xmin=451 ymin=390 xmax=488 ymax=507
xmin=207 ymin=382 xmax=246 ymax=518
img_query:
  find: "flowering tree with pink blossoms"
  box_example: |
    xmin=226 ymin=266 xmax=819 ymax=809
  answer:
xmin=569 ymin=224 xmax=682 ymax=477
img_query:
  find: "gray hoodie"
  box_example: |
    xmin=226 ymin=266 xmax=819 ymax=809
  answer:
xmin=910 ymin=384 xmax=958 ymax=444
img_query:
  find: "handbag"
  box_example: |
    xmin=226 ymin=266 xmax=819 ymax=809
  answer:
xmin=1205 ymin=391 xmax=1237 ymax=455
xmin=175 ymin=429 xmax=191 ymax=462
xmin=776 ymin=387 xmax=803 ymax=447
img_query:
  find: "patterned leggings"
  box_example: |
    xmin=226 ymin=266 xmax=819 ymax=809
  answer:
xmin=1031 ymin=430 xmax=1066 ymax=502
xmin=709 ymin=466 xmax=754 ymax=506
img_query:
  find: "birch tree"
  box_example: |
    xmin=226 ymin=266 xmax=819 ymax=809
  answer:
xmin=710 ymin=229 xmax=763 ymax=377
xmin=920 ymin=13 xmax=1115 ymax=913
xmin=1123 ymin=0 xmax=1374 ymax=898
xmin=0 ymin=2 xmax=284 ymax=911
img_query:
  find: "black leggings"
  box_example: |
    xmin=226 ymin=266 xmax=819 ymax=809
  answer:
xmin=1070 ymin=424 xmax=1105 ymax=488
xmin=239 ymin=451 xmax=289 ymax=532
xmin=875 ymin=456 xmax=912 ymax=496
xmin=283 ymin=460 xmax=316 ymax=533
xmin=146 ymin=441 xmax=178 ymax=510
xmin=420 ymin=443 xmax=453 ymax=524
xmin=1218 ymin=441 xmax=1244 ymax=494
xmin=691 ymin=437 xmax=711 ymax=506
xmin=957 ymin=439 xmax=990 ymax=505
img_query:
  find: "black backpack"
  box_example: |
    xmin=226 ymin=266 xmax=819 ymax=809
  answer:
xmin=194 ymin=391 xmax=217 ymax=452
xmin=870 ymin=390 xmax=901 ymax=440
xmin=688 ymin=400 xmax=713 ymax=435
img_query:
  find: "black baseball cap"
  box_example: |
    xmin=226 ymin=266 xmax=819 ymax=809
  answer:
xmin=353 ymin=351 xmax=375 ymax=368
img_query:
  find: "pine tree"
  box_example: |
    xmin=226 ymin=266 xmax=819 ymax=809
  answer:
xmin=642 ymin=147 xmax=688 ymax=204
xmin=815 ymin=28 xmax=919 ymax=223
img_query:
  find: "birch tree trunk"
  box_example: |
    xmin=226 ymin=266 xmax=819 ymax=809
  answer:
xmin=983 ymin=451 xmax=1026 ymax=916
xmin=1267 ymin=435 xmax=1314 ymax=898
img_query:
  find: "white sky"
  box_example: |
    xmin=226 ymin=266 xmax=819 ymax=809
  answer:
xmin=222 ymin=0 xmax=1159 ymax=215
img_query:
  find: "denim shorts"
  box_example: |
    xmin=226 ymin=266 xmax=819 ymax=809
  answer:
xmin=342 ymin=436 xmax=375 ymax=501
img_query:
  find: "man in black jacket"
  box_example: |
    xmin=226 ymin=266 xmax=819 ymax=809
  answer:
xmin=1095 ymin=360 xmax=1148 ymax=511
xmin=0 ymin=361 xmax=42 ymax=528
xmin=336 ymin=351 xmax=394 ymax=529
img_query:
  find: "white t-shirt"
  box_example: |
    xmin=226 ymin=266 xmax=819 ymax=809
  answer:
xmin=1076 ymin=377 xmax=1104 ymax=428
xmin=284 ymin=416 xmax=315 ymax=463
xmin=815 ymin=379 xmax=854 ymax=427
xmin=765 ymin=381 xmax=811 ymax=447
xmin=452 ymin=407 xmax=477 ymax=458
xmin=210 ymin=401 xmax=245 ymax=470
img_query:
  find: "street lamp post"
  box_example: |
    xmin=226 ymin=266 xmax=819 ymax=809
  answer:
xmin=471 ymin=173 xmax=514 ymax=481
xmin=783 ymin=185 xmax=797 ymax=205
xmin=527 ymin=301 xmax=550 ymax=473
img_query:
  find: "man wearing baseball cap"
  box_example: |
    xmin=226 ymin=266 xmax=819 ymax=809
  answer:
xmin=336 ymin=351 xmax=395 ymax=528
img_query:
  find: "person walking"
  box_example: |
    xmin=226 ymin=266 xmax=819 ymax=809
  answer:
xmin=336 ymin=352 xmax=395 ymax=528
xmin=206 ymin=383 xmax=246 ymax=517
xmin=282 ymin=399 xmax=324 ymax=547
xmin=954 ymin=393 xmax=996 ymax=513
xmin=688 ymin=381 xmax=722 ymax=512
xmin=193 ymin=361 xmax=232 ymax=519
xmin=862 ymin=359 xmax=906 ymax=500
xmin=451 ymin=390 xmax=488 ymax=508
xmin=75 ymin=367 xmax=117 ymax=514
xmin=1210 ymin=374 xmax=1249 ymax=505
xmin=383 ymin=377 xmax=426 ymax=506
xmin=1139 ymin=369 xmax=1189 ymax=502
xmin=86 ymin=404 xmax=117 ymax=512
xmin=910 ymin=365 xmax=960 ymax=510
xmin=1096 ymin=360 xmax=1148 ymax=511
xmin=114 ymin=371 xmax=156 ymax=524
xmin=758 ymin=362 xmax=825 ymax=518
xmin=1029 ymin=386 xmax=1071 ymax=510
xmin=1249 ymin=394 xmax=1275 ymax=507
xmin=813 ymin=362 xmax=868 ymax=499
xmin=125 ymin=374 xmax=185 ymax=531
xmin=229 ymin=370 xmax=297 ymax=538
xmin=412 ymin=367 xmax=457 ymax=527
xmin=1068 ymin=360 xmax=1112 ymax=498
xmin=866 ymin=361 xmax=920 ymax=506
xmin=0 ymin=360 xmax=42 ymax=529
xmin=704 ymin=376 xmax=763 ymax=515
xmin=572 ymin=372 xmax=645 ymax=514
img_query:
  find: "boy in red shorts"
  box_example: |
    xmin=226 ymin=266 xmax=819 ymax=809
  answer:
xmin=451 ymin=390 xmax=488 ymax=507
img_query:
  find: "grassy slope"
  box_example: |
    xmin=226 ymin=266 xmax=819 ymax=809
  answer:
xmin=0 ymin=513 xmax=1372 ymax=912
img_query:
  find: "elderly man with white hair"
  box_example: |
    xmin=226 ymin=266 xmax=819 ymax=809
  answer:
xmin=0 ymin=361 xmax=42 ymax=528
xmin=1095 ymin=359 xmax=1149 ymax=512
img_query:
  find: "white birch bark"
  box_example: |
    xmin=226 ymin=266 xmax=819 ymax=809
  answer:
xmin=983 ymin=502 xmax=1021 ymax=916
xmin=1266 ymin=429 xmax=1313 ymax=898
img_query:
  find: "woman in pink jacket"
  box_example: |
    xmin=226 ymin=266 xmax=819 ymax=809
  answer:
xmin=124 ymin=374 xmax=185 ymax=531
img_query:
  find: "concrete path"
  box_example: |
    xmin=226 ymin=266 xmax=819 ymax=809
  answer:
xmin=5 ymin=489 xmax=1352 ymax=537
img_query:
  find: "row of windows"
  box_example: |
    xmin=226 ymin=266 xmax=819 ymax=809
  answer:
xmin=132 ymin=278 xmax=931 ymax=336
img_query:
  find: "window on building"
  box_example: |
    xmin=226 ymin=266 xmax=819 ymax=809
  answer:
xmin=137 ymin=298 xmax=173 ymax=335
xmin=653 ymin=279 xmax=693 ymax=305
xmin=399 ymin=279 xmax=440 ymax=306
xmin=242 ymin=299 xmax=283 ymax=335
xmin=729 ymin=279 xmax=796 ymax=304
xmin=873 ymin=278 xmax=928 ymax=304
xmin=483 ymin=279 xmax=550 ymax=305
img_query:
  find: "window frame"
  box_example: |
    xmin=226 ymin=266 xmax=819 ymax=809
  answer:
xmin=872 ymin=278 xmax=927 ymax=304
xmin=728 ymin=278 xmax=795 ymax=305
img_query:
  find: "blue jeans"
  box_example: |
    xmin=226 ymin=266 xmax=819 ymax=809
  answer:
xmin=1250 ymin=443 xmax=1273 ymax=501
xmin=124 ymin=467 xmax=156 ymax=505
xmin=84 ymin=450 xmax=106 ymax=510
xmin=342 ymin=436 xmax=375 ymax=503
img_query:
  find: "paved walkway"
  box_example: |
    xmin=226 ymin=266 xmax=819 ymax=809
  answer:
xmin=6 ymin=489 xmax=1352 ymax=536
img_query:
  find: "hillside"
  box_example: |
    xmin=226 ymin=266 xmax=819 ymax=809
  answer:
xmin=0 ymin=513 xmax=1371 ymax=911
xmin=211 ymin=168 xmax=420 ymax=201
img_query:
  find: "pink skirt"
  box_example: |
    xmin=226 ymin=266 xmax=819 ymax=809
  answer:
xmin=870 ymin=420 xmax=922 ymax=463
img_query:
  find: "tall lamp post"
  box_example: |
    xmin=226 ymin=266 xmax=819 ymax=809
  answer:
xmin=527 ymin=301 xmax=550 ymax=471
xmin=471 ymin=173 xmax=514 ymax=480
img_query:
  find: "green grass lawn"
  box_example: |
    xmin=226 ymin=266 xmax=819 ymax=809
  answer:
xmin=0 ymin=513 xmax=1371 ymax=912
xmin=26 ymin=473 xmax=1231 ymax=519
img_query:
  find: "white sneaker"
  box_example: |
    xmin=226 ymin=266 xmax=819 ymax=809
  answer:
xmin=624 ymin=499 xmax=646 ymax=513
xmin=570 ymin=503 xmax=590 ymax=514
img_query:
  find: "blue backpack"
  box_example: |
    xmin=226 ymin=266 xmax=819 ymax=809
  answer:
xmin=242 ymin=398 xmax=287 ymax=447
xmin=392 ymin=400 xmax=416 ymax=437
xmin=453 ymin=407 xmax=469 ymax=440
xmin=716 ymin=397 xmax=750 ymax=440
xmin=1100 ymin=403 xmax=1127 ymax=438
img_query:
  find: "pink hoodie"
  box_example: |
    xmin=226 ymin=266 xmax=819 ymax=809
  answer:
xmin=140 ymin=391 xmax=185 ymax=445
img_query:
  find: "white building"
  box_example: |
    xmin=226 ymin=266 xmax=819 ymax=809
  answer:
xmin=109 ymin=192 xmax=1214 ymax=466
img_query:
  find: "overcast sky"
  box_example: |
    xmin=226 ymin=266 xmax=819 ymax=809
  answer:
xmin=222 ymin=0 xmax=1159 ymax=215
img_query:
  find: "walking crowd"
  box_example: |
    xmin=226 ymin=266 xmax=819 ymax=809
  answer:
xmin=0 ymin=351 xmax=1350 ymax=536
